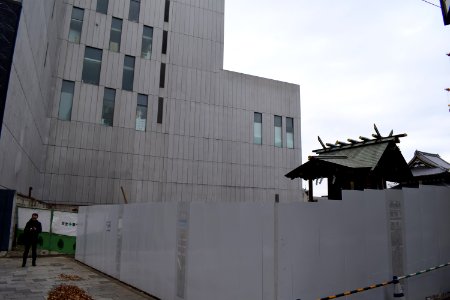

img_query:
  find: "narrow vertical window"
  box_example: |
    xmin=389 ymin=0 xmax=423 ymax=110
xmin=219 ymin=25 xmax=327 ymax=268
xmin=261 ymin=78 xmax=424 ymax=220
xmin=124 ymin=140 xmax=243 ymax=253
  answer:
xmin=162 ymin=30 xmax=168 ymax=54
xmin=159 ymin=63 xmax=166 ymax=88
xmin=68 ymin=7 xmax=84 ymax=43
xmin=141 ymin=26 xmax=153 ymax=59
xmin=274 ymin=115 xmax=282 ymax=147
xmin=82 ymin=47 xmax=102 ymax=85
xmin=253 ymin=112 xmax=262 ymax=145
xmin=129 ymin=0 xmax=140 ymax=22
xmin=109 ymin=18 xmax=122 ymax=52
xmin=101 ymin=88 xmax=115 ymax=126
xmin=164 ymin=0 xmax=170 ymax=22
xmin=136 ymin=94 xmax=148 ymax=131
xmin=122 ymin=55 xmax=135 ymax=91
xmin=157 ymin=97 xmax=164 ymax=123
xmin=286 ymin=117 xmax=294 ymax=149
xmin=58 ymin=80 xmax=75 ymax=121
xmin=96 ymin=0 xmax=109 ymax=14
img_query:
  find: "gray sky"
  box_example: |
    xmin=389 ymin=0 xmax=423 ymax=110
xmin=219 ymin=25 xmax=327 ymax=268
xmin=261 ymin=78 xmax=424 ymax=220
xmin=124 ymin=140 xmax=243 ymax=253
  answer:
xmin=223 ymin=0 xmax=450 ymax=195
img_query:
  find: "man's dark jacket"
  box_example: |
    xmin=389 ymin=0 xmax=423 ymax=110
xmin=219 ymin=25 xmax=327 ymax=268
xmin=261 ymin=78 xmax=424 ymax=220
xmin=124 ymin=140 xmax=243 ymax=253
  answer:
xmin=24 ymin=219 xmax=42 ymax=243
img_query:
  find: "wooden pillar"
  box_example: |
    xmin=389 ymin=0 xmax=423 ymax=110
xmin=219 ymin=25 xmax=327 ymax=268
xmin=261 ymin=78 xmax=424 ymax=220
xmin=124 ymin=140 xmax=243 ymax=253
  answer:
xmin=308 ymin=179 xmax=313 ymax=202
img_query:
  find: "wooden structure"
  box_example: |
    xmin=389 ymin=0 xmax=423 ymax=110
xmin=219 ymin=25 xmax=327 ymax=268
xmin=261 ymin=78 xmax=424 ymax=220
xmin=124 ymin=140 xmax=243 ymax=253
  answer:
xmin=404 ymin=150 xmax=450 ymax=187
xmin=285 ymin=125 xmax=413 ymax=201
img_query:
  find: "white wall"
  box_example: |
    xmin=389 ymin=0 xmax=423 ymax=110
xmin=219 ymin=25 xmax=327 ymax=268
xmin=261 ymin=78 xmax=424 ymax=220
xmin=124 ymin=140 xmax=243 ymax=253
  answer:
xmin=76 ymin=186 xmax=450 ymax=300
xmin=402 ymin=186 xmax=450 ymax=299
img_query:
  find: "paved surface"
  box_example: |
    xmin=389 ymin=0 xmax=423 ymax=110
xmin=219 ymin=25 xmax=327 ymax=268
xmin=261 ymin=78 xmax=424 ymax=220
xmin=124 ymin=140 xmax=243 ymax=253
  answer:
xmin=0 ymin=256 xmax=156 ymax=300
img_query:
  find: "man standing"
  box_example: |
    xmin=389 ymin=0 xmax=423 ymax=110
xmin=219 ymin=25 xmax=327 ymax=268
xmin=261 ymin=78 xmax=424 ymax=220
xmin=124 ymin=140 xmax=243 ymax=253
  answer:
xmin=22 ymin=213 xmax=42 ymax=267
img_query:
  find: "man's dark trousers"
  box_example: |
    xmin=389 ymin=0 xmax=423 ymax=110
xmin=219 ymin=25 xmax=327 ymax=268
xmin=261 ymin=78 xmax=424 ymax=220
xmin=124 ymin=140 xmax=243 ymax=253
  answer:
xmin=22 ymin=240 xmax=37 ymax=266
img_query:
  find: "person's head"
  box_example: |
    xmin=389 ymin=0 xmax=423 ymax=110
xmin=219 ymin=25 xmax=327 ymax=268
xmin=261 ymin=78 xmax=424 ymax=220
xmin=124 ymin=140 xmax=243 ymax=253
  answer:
xmin=31 ymin=213 xmax=38 ymax=220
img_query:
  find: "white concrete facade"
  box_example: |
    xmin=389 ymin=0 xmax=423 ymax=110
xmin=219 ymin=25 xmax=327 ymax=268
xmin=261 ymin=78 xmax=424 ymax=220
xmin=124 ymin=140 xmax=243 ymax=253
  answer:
xmin=1 ymin=0 xmax=302 ymax=204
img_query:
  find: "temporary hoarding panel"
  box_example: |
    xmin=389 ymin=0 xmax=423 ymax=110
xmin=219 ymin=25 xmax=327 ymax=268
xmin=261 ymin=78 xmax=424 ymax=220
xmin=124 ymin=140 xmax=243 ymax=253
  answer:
xmin=51 ymin=211 xmax=78 ymax=236
xmin=17 ymin=207 xmax=51 ymax=232
xmin=76 ymin=186 xmax=450 ymax=300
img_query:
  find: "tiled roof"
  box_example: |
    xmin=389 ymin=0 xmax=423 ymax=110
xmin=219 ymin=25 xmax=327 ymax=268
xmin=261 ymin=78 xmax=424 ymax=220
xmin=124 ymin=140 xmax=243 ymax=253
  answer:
xmin=312 ymin=142 xmax=389 ymax=170
xmin=285 ymin=125 xmax=411 ymax=180
xmin=409 ymin=150 xmax=450 ymax=171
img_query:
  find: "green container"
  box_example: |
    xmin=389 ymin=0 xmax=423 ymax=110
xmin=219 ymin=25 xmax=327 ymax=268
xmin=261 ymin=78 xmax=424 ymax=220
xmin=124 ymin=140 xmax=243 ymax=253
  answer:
xmin=48 ymin=233 xmax=76 ymax=254
xmin=15 ymin=229 xmax=76 ymax=254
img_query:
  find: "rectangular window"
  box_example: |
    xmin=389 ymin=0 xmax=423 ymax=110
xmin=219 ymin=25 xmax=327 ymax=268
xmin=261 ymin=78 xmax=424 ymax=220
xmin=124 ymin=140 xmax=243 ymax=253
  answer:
xmin=164 ymin=0 xmax=170 ymax=22
xmin=274 ymin=115 xmax=282 ymax=147
xmin=136 ymin=94 xmax=148 ymax=131
xmin=58 ymin=80 xmax=75 ymax=121
xmin=122 ymin=55 xmax=135 ymax=91
xmin=109 ymin=17 xmax=122 ymax=52
xmin=101 ymin=88 xmax=115 ymax=126
xmin=129 ymin=0 xmax=140 ymax=22
xmin=286 ymin=117 xmax=294 ymax=149
xmin=96 ymin=0 xmax=109 ymax=14
xmin=159 ymin=63 xmax=166 ymax=88
xmin=253 ymin=112 xmax=262 ymax=145
xmin=82 ymin=47 xmax=102 ymax=85
xmin=141 ymin=26 xmax=153 ymax=59
xmin=157 ymin=97 xmax=163 ymax=123
xmin=162 ymin=30 xmax=168 ymax=54
xmin=68 ymin=7 xmax=84 ymax=43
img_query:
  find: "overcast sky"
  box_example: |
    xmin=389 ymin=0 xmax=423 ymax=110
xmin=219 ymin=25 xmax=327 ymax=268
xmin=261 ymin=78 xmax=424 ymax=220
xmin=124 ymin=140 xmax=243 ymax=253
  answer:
xmin=223 ymin=0 xmax=450 ymax=195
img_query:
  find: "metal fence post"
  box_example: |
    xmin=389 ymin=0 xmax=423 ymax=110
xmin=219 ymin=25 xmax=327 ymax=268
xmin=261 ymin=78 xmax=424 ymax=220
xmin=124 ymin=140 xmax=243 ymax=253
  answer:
xmin=393 ymin=276 xmax=405 ymax=299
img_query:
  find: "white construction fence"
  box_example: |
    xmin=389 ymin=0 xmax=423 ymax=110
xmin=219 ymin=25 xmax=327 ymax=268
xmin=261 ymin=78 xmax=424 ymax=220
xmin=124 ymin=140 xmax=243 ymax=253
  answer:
xmin=76 ymin=186 xmax=450 ymax=300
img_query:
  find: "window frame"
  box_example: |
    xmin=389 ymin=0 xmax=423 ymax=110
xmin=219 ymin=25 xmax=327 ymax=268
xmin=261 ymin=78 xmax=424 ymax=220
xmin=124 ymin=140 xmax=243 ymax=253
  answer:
xmin=141 ymin=25 xmax=153 ymax=59
xmin=164 ymin=0 xmax=170 ymax=22
xmin=286 ymin=117 xmax=294 ymax=149
xmin=274 ymin=115 xmax=283 ymax=148
xmin=128 ymin=0 xmax=140 ymax=22
xmin=135 ymin=94 xmax=148 ymax=131
xmin=68 ymin=7 xmax=84 ymax=43
xmin=159 ymin=63 xmax=166 ymax=88
xmin=96 ymin=0 xmax=109 ymax=14
xmin=101 ymin=88 xmax=116 ymax=126
xmin=122 ymin=55 xmax=135 ymax=91
xmin=162 ymin=30 xmax=168 ymax=54
xmin=253 ymin=112 xmax=262 ymax=145
xmin=157 ymin=97 xmax=164 ymax=124
xmin=109 ymin=17 xmax=123 ymax=52
xmin=81 ymin=47 xmax=103 ymax=85
xmin=58 ymin=80 xmax=75 ymax=121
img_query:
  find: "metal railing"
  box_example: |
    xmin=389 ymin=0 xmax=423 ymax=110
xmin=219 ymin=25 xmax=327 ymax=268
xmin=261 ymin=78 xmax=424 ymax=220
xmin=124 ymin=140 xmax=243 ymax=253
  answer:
xmin=295 ymin=261 xmax=450 ymax=300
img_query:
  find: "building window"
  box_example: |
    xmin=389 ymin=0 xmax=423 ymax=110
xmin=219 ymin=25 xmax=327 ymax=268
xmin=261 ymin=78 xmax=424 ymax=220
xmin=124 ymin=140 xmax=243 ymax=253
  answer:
xmin=157 ymin=97 xmax=163 ymax=123
xmin=274 ymin=115 xmax=282 ymax=147
xmin=82 ymin=47 xmax=102 ymax=85
xmin=129 ymin=0 xmax=140 ymax=22
xmin=109 ymin=17 xmax=122 ymax=52
xmin=68 ymin=7 xmax=84 ymax=43
xmin=253 ymin=112 xmax=262 ymax=145
xmin=162 ymin=30 xmax=168 ymax=54
xmin=58 ymin=80 xmax=75 ymax=121
xmin=159 ymin=63 xmax=166 ymax=88
xmin=122 ymin=55 xmax=135 ymax=91
xmin=286 ymin=117 xmax=294 ymax=149
xmin=136 ymin=94 xmax=148 ymax=131
xmin=96 ymin=0 xmax=109 ymax=14
xmin=141 ymin=26 xmax=153 ymax=59
xmin=101 ymin=88 xmax=115 ymax=126
xmin=164 ymin=0 xmax=170 ymax=22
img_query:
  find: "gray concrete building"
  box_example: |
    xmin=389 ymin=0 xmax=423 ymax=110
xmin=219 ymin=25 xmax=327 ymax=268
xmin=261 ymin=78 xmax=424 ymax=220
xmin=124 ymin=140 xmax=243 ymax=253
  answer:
xmin=0 ymin=0 xmax=302 ymax=204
